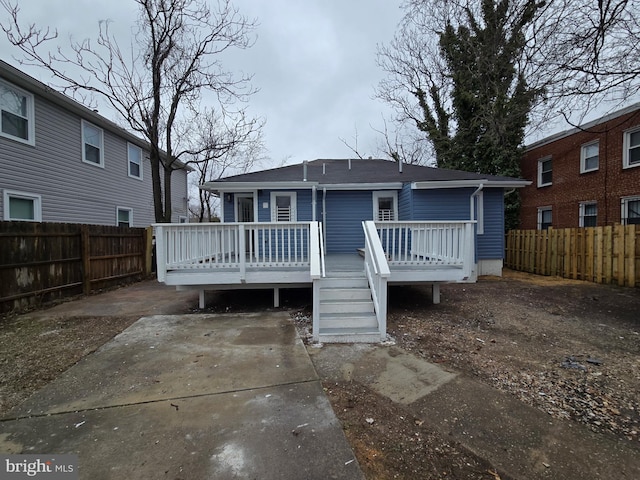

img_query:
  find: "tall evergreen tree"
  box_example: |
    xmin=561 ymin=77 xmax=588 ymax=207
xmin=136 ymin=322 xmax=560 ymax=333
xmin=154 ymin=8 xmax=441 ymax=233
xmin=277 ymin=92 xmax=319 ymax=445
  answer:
xmin=379 ymin=0 xmax=545 ymax=229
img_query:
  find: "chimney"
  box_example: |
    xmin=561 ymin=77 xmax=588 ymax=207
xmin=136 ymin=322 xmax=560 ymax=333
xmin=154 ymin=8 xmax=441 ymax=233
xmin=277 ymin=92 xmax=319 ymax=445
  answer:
xmin=303 ymin=160 xmax=308 ymax=181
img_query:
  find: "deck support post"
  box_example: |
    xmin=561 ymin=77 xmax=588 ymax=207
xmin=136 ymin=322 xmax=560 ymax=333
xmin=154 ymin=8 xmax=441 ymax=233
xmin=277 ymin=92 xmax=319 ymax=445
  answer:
xmin=432 ymin=284 xmax=440 ymax=304
xmin=273 ymin=287 xmax=280 ymax=307
xmin=199 ymin=289 xmax=206 ymax=309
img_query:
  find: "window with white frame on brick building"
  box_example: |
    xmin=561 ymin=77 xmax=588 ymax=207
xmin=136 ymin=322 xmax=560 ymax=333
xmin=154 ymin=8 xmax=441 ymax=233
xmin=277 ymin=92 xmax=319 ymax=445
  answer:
xmin=580 ymin=141 xmax=599 ymax=173
xmin=621 ymin=197 xmax=640 ymax=225
xmin=538 ymin=157 xmax=552 ymax=187
xmin=538 ymin=206 xmax=552 ymax=230
xmin=623 ymin=127 xmax=640 ymax=168
xmin=579 ymin=202 xmax=597 ymax=227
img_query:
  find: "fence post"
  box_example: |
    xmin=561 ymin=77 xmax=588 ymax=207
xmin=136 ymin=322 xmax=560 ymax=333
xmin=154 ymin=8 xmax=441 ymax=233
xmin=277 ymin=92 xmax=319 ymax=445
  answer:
xmin=144 ymin=226 xmax=153 ymax=276
xmin=81 ymin=224 xmax=91 ymax=295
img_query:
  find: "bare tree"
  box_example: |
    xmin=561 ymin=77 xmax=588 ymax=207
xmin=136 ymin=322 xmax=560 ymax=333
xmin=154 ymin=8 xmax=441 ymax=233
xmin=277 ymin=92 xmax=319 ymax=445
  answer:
xmin=377 ymin=0 xmax=640 ymax=143
xmin=372 ymin=117 xmax=435 ymax=166
xmin=1 ymin=0 xmax=260 ymax=222
xmin=188 ymin=109 xmax=266 ymax=222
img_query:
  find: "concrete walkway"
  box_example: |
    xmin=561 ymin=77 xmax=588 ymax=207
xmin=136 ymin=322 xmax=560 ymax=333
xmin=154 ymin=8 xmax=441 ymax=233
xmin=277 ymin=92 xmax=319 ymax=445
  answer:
xmin=0 ymin=285 xmax=364 ymax=479
xmin=309 ymin=344 xmax=640 ymax=480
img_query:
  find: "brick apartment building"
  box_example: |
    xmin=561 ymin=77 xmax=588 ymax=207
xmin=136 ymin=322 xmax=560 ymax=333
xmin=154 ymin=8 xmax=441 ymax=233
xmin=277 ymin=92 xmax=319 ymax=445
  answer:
xmin=520 ymin=103 xmax=640 ymax=230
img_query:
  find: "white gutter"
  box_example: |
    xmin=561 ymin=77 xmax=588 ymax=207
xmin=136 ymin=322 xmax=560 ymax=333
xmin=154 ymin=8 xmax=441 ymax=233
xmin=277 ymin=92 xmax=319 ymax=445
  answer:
xmin=412 ymin=179 xmax=530 ymax=189
xmin=319 ymin=183 xmax=403 ymax=191
xmin=201 ymin=181 xmax=319 ymax=193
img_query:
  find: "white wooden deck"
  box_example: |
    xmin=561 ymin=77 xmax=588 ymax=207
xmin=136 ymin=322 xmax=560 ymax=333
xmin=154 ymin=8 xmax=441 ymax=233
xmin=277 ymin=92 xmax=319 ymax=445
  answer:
xmin=154 ymin=220 xmax=476 ymax=342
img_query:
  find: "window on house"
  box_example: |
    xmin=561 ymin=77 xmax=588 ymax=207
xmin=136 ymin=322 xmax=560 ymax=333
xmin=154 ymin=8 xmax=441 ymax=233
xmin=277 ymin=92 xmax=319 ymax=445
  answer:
xmin=270 ymin=192 xmax=297 ymax=222
xmin=3 ymin=190 xmax=42 ymax=221
xmin=623 ymin=127 xmax=640 ymax=168
xmin=373 ymin=191 xmax=398 ymax=221
xmin=0 ymin=79 xmax=34 ymax=144
xmin=116 ymin=207 xmax=132 ymax=227
xmin=537 ymin=207 xmax=552 ymax=230
xmin=621 ymin=197 xmax=640 ymax=225
xmin=579 ymin=202 xmax=597 ymax=227
xmin=128 ymin=143 xmax=143 ymax=179
xmin=538 ymin=157 xmax=552 ymax=187
xmin=82 ymin=120 xmax=104 ymax=167
xmin=580 ymin=141 xmax=599 ymax=173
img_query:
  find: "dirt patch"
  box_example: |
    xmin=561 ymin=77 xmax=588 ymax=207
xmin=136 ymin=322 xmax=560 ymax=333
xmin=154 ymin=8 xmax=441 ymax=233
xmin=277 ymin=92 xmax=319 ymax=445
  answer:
xmin=293 ymin=271 xmax=640 ymax=479
xmin=1 ymin=272 xmax=638 ymax=479
xmin=0 ymin=315 xmax=138 ymax=414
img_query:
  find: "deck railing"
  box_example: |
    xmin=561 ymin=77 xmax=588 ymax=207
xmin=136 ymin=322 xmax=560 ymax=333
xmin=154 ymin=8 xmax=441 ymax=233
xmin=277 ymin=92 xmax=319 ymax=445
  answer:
xmin=374 ymin=221 xmax=475 ymax=276
xmin=362 ymin=221 xmax=391 ymax=340
xmin=155 ymin=222 xmax=321 ymax=282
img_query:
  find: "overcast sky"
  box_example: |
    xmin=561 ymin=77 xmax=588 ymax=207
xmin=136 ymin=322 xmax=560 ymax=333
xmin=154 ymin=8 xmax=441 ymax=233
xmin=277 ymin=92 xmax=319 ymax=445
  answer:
xmin=0 ymin=0 xmax=404 ymax=169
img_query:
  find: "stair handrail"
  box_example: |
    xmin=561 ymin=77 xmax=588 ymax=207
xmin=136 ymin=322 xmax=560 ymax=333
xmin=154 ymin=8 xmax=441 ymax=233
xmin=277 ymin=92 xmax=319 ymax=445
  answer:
xmin=362 ymin=220 xmax=390 ymax=340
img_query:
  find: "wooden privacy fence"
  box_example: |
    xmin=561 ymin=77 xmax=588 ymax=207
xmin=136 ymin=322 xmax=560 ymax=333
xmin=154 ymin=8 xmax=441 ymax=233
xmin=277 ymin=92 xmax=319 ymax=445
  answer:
xmin=0 ymin=221 xmax=153 ymax=314
xmin=505 ymin=225 xmax=640 ymax=287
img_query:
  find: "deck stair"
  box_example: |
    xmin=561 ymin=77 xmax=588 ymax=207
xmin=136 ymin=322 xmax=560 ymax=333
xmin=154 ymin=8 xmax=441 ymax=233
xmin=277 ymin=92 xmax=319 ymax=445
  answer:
xmin=316 ymin=271 xmax=381 ymax=343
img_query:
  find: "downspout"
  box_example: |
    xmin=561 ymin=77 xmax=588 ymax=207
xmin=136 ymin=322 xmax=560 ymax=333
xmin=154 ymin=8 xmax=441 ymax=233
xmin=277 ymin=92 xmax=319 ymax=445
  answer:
xmin=470 ymin=183 xmax=484 ymax=277
xmin=312 ymin=185 xmax=317 ymax=221
xmin=470 ymin=184 xmax=484 ymax=223
xmin=322 ymin=187 xmax=327 ymax=245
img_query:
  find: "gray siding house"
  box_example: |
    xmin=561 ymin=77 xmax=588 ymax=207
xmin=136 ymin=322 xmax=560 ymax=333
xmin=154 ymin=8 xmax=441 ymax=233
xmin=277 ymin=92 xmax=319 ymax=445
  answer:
xmin=0 ymin=59 xmax=189 ymax=226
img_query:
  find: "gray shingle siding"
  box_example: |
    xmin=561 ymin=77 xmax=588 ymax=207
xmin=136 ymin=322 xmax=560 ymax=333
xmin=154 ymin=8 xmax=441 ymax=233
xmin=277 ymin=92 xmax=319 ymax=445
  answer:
xmin=0 ymin=72 xmax=188 ymax=226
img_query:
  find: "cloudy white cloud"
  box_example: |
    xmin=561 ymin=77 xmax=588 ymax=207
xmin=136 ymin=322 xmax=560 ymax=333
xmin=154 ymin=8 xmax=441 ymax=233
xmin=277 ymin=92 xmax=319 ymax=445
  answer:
xmin=0 ymin=0 xmax=404 ymax=168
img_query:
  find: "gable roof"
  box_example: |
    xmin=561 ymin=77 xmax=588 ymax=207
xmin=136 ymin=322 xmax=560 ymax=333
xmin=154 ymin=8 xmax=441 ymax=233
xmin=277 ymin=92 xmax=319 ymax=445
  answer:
xmin=202 ymin=158 xmax=529 ymax=192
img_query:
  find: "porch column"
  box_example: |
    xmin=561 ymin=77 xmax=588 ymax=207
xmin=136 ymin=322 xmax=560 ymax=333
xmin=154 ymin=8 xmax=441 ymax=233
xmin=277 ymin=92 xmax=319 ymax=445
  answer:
xmin=199 ymin=289 xmax=206 ymax=309
xmin=274 ymin=287 xmax=280 ymax=308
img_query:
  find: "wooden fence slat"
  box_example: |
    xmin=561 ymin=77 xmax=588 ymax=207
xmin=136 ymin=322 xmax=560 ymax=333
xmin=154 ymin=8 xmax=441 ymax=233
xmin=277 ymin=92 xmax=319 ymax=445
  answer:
xmin=505 ymin=225 xmax=638 ymax=288
xmin=1 ymin=221 xmax=149 ymax=315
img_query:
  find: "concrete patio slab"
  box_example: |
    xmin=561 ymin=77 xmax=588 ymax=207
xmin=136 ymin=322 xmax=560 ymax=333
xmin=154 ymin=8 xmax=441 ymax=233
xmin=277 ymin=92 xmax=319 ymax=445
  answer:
xmin=1 ymin=312 xmax=364 ymax=479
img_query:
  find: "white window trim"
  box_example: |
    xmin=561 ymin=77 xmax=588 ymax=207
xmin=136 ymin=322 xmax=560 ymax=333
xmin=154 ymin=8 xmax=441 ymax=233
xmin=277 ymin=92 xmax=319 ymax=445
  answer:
xmin=234 ymin=192 xmax=258 ymax=222
xmin=623 ymin=126 xmax=640 ymax=169
xmin=270 ymin=191 xmax=297 ymax=222
xmin=82 ymin=119 xmax=104 ymax=168
xmin=116 ymin=206 xmax=133 ymax=227
xmin=621 ymin=195 xmax=640 ymax=225
xmin=127 ymin=142 xmax=143 ymax=180
xmin=373 ymin=191 xmax=398 ymax=221
xmin=537 ymin=157 xmax=552 ymax=187
xmin=0 ymin=78 xmax=35 ymax=146
xmin=537 ymin=206 xmax=552 ymax=230
xmin=179 ymin=216 xmax=188 ymax=223
xmin=579 ymin=201 xmax=597 ymax=227
xmin=580 ymin=140 xmax=599 ymax=173
xmin=3 ymin=189 xmax=42 ymax=221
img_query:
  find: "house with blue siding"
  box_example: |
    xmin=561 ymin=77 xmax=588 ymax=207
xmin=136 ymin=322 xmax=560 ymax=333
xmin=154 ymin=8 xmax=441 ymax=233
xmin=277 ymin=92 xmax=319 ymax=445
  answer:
xmin=154 ymin=158 xmax=529 ymax=343
xmin=0 ymin=59 xmax=190 ymax=226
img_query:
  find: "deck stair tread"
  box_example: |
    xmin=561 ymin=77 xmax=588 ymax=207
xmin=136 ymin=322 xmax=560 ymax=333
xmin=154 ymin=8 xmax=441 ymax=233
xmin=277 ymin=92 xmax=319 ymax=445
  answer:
xmin=317 ymin=269 xmax=381 ymax=342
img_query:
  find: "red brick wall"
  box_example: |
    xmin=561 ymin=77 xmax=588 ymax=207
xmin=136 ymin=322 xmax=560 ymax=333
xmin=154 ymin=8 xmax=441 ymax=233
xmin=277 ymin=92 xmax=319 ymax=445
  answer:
xmin=520 ymin=109 xmax=640 ymax=229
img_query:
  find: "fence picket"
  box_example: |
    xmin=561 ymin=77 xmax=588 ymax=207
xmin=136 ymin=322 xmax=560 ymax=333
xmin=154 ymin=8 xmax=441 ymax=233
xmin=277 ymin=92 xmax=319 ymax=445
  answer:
xmin=506 ymin=225 xmax=639 ymax=287
xmin=1 ymin=221 xmax=149 ymax=314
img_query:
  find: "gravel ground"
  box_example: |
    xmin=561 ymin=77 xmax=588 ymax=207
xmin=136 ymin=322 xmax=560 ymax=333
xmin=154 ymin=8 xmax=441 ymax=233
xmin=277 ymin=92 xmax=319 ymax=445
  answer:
xmin=293 ymin=270 xmax=640 ymax=479
xmin=1 ymin=270 xmax=638 ymax=479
